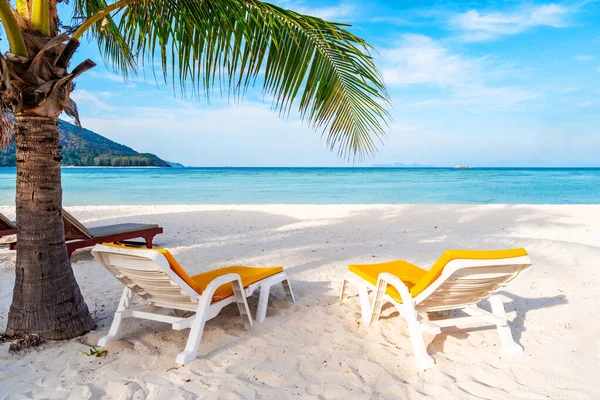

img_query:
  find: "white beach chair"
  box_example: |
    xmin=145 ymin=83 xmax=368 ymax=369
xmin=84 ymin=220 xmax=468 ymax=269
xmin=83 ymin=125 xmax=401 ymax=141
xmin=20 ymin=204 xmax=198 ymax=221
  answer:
xmin=340 ymin=249 xmax=532 ymax=371
xmin=91 ymin=244 xmax=295 ymax=365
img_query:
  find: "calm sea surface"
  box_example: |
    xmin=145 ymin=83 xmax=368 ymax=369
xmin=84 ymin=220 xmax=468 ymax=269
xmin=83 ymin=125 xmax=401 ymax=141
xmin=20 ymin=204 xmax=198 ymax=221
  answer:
xmin=0 ymin=167 xmax=598 ymax=205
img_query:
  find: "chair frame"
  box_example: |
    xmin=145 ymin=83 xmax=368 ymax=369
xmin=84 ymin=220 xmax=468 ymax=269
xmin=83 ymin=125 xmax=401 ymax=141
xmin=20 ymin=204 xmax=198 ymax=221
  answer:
xmin=340 ymin=255 xmax=532 ymax=371
xmin=9 ymin=209 xmax=163 ymax=257
xmin=0 ymin=214 xmax=16 ymax=238
xmin=64 ymin=226 xmax=163 ymax=257
xmin=91 ymin=244 xmax=295 ymax=365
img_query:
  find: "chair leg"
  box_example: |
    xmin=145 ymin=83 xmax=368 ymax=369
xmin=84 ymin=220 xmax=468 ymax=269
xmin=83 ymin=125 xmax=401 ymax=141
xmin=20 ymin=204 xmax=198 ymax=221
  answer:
xmin=404 ymin=304 xmax=435 ymax=371
xmin=357 ymin=283 xmax=371 ymax=325
xmin=176 ymin=302 xmax=210 ymax=365
xmin=233 ymin=280 xmax=253 ymax=330
xmin=369 ymin=279 xmax=386 ymax=327
xmin=489 ymin=295 xmax=523 ymax=356
xmin=282 ymin=278 xmax=296 ymax=303
xmin=98 ymin=288 xmax=132 ymax=346
xmin=256 ymin=284 xmax=271 ymax=324
xmin=340 ymin=274 xmax=373 ymax=325
xmin=67 ymin=243 xmax=75 ymax=259
xmin=144 ymin=235 xmax=154 ymax=249
xmin=339 ymin=278 xmax=349 ymax=304
xmin=256 ymin=274 xmax=295 ymax=324
xmin=176 ymin=279 xmax=252 ymax=366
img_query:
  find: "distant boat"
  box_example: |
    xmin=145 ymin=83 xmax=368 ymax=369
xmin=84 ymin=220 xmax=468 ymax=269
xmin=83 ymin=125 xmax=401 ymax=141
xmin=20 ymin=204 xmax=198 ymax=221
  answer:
xmin=454 ymin=165 xmax=471 ymax=169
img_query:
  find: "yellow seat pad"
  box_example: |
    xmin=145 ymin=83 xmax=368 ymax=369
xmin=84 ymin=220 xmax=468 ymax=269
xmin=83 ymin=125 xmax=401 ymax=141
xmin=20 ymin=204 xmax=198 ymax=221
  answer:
xmin=349 ymin=260 xmax=427 ymax=303
xmin=190 ymin=266 xmax=284 ymax=302
xmin=349 ymin=248 xmax=528 ymax=303
xmin=102 ymin=244 xmax=283 ymax=302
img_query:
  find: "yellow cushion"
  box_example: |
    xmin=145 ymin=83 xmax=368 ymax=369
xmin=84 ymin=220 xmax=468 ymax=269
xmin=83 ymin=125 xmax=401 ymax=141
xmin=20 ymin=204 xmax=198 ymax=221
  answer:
xmin=101 ymin=244 xmax=283 ymax=302
xmin=190 ymin=266 xmax=284 ymax=302
xmin=349 ymin=260 xmax=427 ymax=303
xmin=349 ymin=248 xmax=528 ymax=303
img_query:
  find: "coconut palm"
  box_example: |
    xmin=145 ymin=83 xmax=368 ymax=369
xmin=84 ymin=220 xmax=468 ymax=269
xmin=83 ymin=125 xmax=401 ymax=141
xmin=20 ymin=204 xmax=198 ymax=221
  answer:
xmin=0 ymin=0 xmax=389 ymax=340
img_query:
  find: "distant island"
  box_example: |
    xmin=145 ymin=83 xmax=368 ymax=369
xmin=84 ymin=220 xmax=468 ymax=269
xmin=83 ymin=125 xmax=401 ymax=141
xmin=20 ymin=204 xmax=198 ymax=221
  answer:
xmin=0 ymin=119 xmax=172 ymax=167
xmin=371 ymin=162 xmax=435 ymax=168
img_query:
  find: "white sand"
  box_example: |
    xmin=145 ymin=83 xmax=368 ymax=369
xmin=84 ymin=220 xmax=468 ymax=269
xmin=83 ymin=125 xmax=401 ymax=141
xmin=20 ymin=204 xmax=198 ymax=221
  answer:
xmin=0 ymin=204 xmax=598 ymax=399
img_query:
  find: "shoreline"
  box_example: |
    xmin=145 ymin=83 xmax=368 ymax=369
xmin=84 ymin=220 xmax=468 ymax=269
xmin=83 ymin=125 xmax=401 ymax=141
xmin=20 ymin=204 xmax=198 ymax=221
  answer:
xmin=2 ymin=203 xmax=600 ymax=208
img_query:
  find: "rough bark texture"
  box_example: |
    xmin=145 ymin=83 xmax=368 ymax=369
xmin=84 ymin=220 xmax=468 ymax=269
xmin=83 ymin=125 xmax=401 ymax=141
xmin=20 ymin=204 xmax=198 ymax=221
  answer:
xmin=6 ymin=113 xmax=95 ymax=339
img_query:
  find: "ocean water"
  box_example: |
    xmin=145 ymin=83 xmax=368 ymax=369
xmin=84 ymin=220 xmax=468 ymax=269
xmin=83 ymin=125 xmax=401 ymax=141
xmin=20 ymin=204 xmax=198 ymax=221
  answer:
xmin=0 ymin=167 xmax=598 ymax=205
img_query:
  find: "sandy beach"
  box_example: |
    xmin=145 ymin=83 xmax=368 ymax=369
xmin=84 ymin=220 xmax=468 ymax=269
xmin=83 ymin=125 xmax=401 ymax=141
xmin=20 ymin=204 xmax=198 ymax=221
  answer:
xmin=0 ymin=204 xmax=598 ymax=399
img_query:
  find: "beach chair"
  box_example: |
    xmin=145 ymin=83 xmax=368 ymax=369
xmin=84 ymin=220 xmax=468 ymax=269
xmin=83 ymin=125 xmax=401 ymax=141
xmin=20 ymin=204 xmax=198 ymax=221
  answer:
xmin=91 ymin=244 xmax=295 ymax=365
xmin=340 ymin=249 xmax=532 ymax=371
xmin=0 ymin=213 xmax=16 ymax=238
xmin=9 ymin=208 xmax=163 ymax=257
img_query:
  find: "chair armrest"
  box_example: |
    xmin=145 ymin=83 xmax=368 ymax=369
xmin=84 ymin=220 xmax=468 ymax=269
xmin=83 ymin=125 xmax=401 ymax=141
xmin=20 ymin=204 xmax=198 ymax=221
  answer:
xmin=370 ymin=272 xmax=414 ymax=326
xmin=200 ymin=273 xmax=244 ymax=302
xmin=376 ymin=272 xmax=414 ymax=303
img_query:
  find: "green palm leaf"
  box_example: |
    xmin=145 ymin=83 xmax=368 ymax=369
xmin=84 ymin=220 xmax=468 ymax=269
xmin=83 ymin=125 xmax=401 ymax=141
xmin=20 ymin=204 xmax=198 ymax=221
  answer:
xmin=73 ymin=0 xmax=391 ymax=159
xmin=72 ymin=0 xmax=136 ymax=78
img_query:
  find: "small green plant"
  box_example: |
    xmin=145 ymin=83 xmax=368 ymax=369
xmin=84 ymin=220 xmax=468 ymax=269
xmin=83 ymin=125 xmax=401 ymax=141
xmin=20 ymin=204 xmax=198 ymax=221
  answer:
xmin=84 ymin=346 xmax=108 ymax=358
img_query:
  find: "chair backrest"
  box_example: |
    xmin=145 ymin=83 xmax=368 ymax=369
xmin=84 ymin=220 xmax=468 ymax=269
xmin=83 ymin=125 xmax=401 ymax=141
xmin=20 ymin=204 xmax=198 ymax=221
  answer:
xmin=0 ymin=212 xmax=15 ymax=231
xmin=91 ymin=244 xmax=200 ymax=311
xmin=62 ymin=208 xmax=95 ymax=240
xmin=414 ymin=255 xmax=532 ymax=311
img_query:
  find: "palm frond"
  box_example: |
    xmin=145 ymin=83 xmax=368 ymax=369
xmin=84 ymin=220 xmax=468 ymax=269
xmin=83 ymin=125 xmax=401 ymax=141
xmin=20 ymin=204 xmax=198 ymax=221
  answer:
xmin=72 ymin=0 xmax=136 ymax=78
xmin=73 ymin=0 xmax=390 ymax=159
xmin=0 ymin=0 xmax=28 ymax=56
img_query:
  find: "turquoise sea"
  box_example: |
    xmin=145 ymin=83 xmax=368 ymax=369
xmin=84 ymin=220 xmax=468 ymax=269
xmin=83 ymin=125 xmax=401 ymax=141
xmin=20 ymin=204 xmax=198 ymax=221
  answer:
xmin=0 ymin=167 xmax=598 ymax=205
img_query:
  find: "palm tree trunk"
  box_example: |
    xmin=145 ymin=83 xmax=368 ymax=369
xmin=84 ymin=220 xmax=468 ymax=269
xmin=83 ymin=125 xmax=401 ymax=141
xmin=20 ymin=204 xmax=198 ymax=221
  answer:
xmin=5 ymin=113 xmax=95 ymax=339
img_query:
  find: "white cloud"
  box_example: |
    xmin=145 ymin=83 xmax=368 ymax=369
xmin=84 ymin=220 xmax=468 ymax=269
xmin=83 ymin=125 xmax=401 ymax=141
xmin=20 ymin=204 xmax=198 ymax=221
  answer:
xmin=89 ymin=71 xmax=129 ymax=84
xmin=575 ymin=55 xmax=595 ymax=61
xmin=80 ymin=102 xmax=349 ymax=166
xmin=70 ymin=90 xmax=115 ymax=112
xmin=275 ymin=1 xmax=355 ymax=20
xmin=450 ymin=3 xmax=576 ymax=41
xmin=88 ymin=70 xmax=163 ymax=88
xmin=531 ymin=3 xmax=571 ymax=23
xmin=451 ymin=84 xmax=541 ymax=107
xmin=380 ymin=34 xmax=476 ymax=87
xmin=302 ymin=4 xmax=354 ymax=20
xmin=555 ymin=85 xmax=585 ymax=94
xmin=379 ymin=34 xmax=541 ymax=109
xmin=370 ymin=16 xmax=414 ymax=25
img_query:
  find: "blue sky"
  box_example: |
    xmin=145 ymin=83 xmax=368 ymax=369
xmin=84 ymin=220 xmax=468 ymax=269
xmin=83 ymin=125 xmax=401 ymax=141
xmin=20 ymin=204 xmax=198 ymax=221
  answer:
xmin=41 ymin=1 xmax=600 ymax=166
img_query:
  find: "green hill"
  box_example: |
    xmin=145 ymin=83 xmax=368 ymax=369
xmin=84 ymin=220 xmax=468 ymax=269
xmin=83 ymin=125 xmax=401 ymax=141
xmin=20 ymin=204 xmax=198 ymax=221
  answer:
xmin=0 ymin=119 xmax=171 ymax=167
